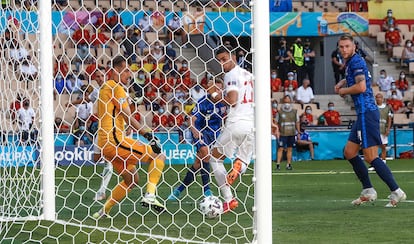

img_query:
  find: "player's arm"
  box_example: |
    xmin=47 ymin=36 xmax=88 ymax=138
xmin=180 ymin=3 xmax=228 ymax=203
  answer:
xmin=334 ymin=78 xmax=347 ymax=94
xmin=189 ymin=114 xmax=201 ymax=139
xmin=338 ymin=74 xmax=366 ymax=95
xmin=225 ymin=90 xmax=238 ymax=107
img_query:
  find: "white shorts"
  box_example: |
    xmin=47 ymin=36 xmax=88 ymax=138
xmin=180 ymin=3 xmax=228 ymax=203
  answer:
xmin=380 ymin=134 xmax=388 ymax=145
xmin=214 ymin=120 xmax=254 ymax=165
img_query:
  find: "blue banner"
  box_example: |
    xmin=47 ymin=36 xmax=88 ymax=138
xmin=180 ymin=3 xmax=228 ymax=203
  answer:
xmin=0 ymin=146 xmax=37 ymax=167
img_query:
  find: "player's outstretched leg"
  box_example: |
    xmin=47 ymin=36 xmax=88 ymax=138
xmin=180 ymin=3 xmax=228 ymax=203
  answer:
xmin=200 ymin=161 xmax=213 ymax=197
xmin=95 ymin=162 xmax=113 ymax=201
xmin=210 ymin=156 xmax=237 ymax=213
xmin=167 ymin=166 xmax=197 ymax=201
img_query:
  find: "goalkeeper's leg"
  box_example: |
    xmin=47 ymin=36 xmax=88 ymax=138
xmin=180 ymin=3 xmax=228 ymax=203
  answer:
xmin=95 ymin=161 xmax=113 ymax=201
xmin=141 ymin=153 xmax=166 ymax=213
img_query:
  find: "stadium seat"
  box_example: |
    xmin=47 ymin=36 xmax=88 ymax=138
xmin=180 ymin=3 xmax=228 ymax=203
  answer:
xmin=376 ymin=32 xmax=386 ymax=47
xmin=393 ymin=113 xmax=409 ymax=126
xmin=392 ymin=46 xmax=404 ymax=60
xmin=409 ymin=62 xmax=414 ymax=75
xmin=398 ymin=24 xmax=410 ymax=34
xmin=369 ymin=25 xmax=381 ymax=38
xmin=402 ymin=32 xmax=414 ymax=42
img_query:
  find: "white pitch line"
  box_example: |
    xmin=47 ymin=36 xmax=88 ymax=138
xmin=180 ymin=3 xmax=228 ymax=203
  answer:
xmin=54 ymin=219 xmax=216 ymax=244
xmin=244 ymin=170 xmax=414 ymax=176
xmin=273 ymin=199 xmax=414 ymax=203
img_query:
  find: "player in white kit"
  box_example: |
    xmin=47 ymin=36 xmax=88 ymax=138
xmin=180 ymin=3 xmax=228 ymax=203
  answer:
xmin=210 ymin=46 xmax=255 ymax=213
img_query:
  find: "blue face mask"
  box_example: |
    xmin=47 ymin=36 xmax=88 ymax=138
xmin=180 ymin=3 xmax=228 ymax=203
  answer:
xmin=158 ymin=108 xmax=164 ymax=114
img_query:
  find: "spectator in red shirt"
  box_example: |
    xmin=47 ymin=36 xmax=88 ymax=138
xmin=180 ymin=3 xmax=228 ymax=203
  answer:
xmin=168 ymin=105 xmax=185 ymax=129
xmin=385 ymin=24 xmax=401 ymax=62
xmin=270 ymin=69 xmax=282 ymax=92
xmin=283 ymin=72 xmax=298 ymax=91
xmin=179 ymin=60 xmax=190 ymax=79
xmin=301 ymin=105 xmax=314 ymax=125
xmin=90 ymin=29 xmax=110 ymax=48
xmin=322 ymin=102 xmax=341 ymax=126
xmin=72 ymin=26 xmax=91 ymax=71
xmin=53 ymin=54 xmax=69 ymax=77
xmin=152 ymin=106 xmax=169 ymax=130
xmin=54 ymin=117 xmax=70 ymax=133
xmin=10 ymin=93 xmax=23 ymax=121
xmin=387 ymin=90 xmax=405 ymax=113
xmin=395 ymin=71 xmax=409 ymax=96
xmin=144 ymin=84 xmax=157 ymax=110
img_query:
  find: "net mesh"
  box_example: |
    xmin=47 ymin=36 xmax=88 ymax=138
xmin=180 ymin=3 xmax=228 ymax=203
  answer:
xmin=0 ymin=0 xmax=254 ymax=242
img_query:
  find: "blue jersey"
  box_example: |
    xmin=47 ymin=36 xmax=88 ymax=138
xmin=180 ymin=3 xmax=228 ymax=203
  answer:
xmin=345 ymin=53 xmax=377 ymax=114
xmin=299 ymin=131 xmax=311 ymax=141
xmin=191 ymin=95 xmax=226 ymax=148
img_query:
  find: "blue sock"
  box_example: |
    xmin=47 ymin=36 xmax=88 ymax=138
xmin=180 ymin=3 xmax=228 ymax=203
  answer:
xmin=200 ymin=162 xmax=211 ymax=193
xmin=371 ymin=157 xmax=399 ymax=191
xmin=178 ymin=166 xmax=197 ymax=192
xmin=349 ymin=156 xmax=372 ymax=189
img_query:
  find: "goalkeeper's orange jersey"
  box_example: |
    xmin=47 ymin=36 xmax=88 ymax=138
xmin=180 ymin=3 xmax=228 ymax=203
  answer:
xmin=97 ymin=79 xmax=129 ymax=148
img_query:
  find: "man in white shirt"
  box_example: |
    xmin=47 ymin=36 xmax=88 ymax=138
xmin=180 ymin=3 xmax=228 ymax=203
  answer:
xmin=167 ymin=14 xmax=187 ymax=47
xmin=296 ymin=78 xmax=319 ymax=108
xmin=189 ymin=84 xmax=206 ymax=103
xmin=375 ymin=69 xmax=394 ymax=92
xmin=209 ymin=46 xmax=255 ymax=213
xmin=138 ymin=13 xmax=153 ymax=32
xmin=17 ymin=99 xmax=36 ymax=144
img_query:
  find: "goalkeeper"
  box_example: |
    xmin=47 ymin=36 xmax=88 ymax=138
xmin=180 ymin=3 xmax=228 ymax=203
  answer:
xmin=93 ymin=56 xmax=165 ymax=219
xmin=167 ymin=79 xmax=226 ymax=200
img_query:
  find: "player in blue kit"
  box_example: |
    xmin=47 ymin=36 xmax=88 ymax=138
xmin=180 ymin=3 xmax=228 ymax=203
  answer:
xmin=167 ymin=79 xmax=226 ymax=200
xmin=335 ymin=34 xmax=406 ymax=207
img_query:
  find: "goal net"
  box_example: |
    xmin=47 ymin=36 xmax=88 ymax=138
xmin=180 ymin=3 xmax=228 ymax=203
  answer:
xmin=0 ymin=0 xmax=268 ymax=242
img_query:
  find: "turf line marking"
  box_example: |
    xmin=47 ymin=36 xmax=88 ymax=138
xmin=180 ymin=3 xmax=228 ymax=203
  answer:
xmin=273 ymin=199 xmax=414 ymax=203
xmin=54 ymin=219 xmax=215 ymax=244
xmin=244 ymin=170 xmax=414 ymax=176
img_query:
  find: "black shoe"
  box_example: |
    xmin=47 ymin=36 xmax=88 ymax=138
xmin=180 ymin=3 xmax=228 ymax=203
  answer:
xmin=276 ymin=164 xmax=281 ymax=170
xmin=286 ymin=164 xmax=293 ymax=170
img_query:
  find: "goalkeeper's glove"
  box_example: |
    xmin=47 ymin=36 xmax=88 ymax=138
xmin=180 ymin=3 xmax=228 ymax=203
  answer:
xmin=143 ymin=132 xmax=162 ymax=154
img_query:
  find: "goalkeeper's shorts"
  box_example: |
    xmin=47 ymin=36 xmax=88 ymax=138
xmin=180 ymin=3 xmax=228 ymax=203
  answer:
xmin=102 ymin=137 xmax=154 ymax=173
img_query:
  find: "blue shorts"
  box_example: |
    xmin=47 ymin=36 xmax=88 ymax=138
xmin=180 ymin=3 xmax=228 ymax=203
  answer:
xmin=193 ymin=130 xmax=217 ymax=151
xmin=348 ymin=110 xmax=382 ymax=149
xmin=278 ymin=136 xmax=296 ymax=148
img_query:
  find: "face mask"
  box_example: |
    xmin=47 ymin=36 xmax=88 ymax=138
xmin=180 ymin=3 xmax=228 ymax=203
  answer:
xmin=182 ymin=63 xmax=188 ymax=68
xmin=174 ymin=109 xmax=180 ymax=115
xmin=380 ymin=74 xmax=385 ymax=79
xmin=306 ymin=109 xmax=312 ymax=114
xmin=389 ymin=28 xmax=394 ymax=32
xmin=407 ymin=43 xmax=412 ymax=48
xmin=173 ymin=17 xmax=179 ymax=20
xmin=271 ymin=74 xmax=277 ymax=79
xmin=158 ymin=108 xmax=164 ymax=114
xmin=392 ymin=95 xmax=397 ymax=99
xmin=57 ymin=74 xmax=62 ymax=79
xmin=272 ymin=103 xmax=278 ymax=108
xmin=388 ymin=13 xmax=392 ymax=17
xmin=288 ymin=86 xmax=293 ymax=91
xmin=138 ymin=74 xmax=145 ymax=80
xmin=391 ymin=85 xmax=396 ymax=90
xmin=328 ymin=106 xmax=334 ymax=111
xmin=288 ymin=76 xmax=293 ymax=81
xmin=155 ymin=45 xmax=160 ymax=49
xmin=207 ymin=74 xmax=212 ymax=79
xmin=400 ymin=74 xmax=406 ymax=79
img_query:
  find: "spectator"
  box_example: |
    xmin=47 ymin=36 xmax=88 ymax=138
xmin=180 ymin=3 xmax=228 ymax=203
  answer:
xmin=53 ymin=54 xmax=69 ymax=77
xmin=168 ymin=105 xmax=185 ymax=130
xmin=152 ymin=106 xmax=169 ymax=130
xmin=355 ymin=41 xmax=373 ymax=64
xmin=385 ymin=24 xmax=401 ymax=62
xmin=73 ymin=88 xmax=94 ymax=146
xmin=150 ymin=41 xmax=165 ymax=65
xmin=71 ymin=25 xmax=91 ymax=71
xmin=275 ymin=37 xmax=290 ymax=82
xmin=386 ymin=90 xmax=405 ymax=113
xmin=19 ymin=57 xmax=38 ymax=85
xmin=395 ymin=71 xmax=409 ymax=96
xmin=283 ymin=71 xmax=298 ymax=90
xmin=401 ymin=40 xmax=414 ymax=65
xmin=301 ymin=106 xmax=314 ymax=126
xmin=270 ymin=69 xmax=282 ymax=92
xmin=386 ymin=81 xmax=403 ymax=100
xmin=296 ymin=122 xmax=317 ymax=160
xmin=90 ymin=28 xmax=110 ymax=52
xmin=382 ymin=9 xmax=397 ymax=31
xmin=17 ymin=99 xmax=37 ymax=144
xmin=167 ymin=13 xmax=187 ymax=47
xmin=303 ymin=38 xmax=315 ymax=88
xmin=144 ymin=85 xmax=157 ymax=110
xmin=375 ymin=69 xmax=394 ymax=92
xmin=288 ymin=37 xmax=305 ymax=84
xmin=296 ymin=78 xmax=318 ymax=108
xmin=9 ymin=39 xmax=29 ymax=66
xmin=322 ymin=102 xmax=341 ymax=126
xmin=66 ymin=74 xmax=85 ymax=95
xmin=331 ymin=45 xmax=345 ymax=84
xmin=284 ymin=84 xmax=296 ymax=102
xmin=189 ymin=84 xmax=205 ymax=103
xmin=10 ymin=93 xmax=23 ymax=121
xmin=54 ymin=73 xmax=67 ymax=99
xmin=236 ymin=49 xmax=250 ymax=71
xmin=138 ymin=12 xmax=154 ymax=32
xmin=179 ymin=59 xmax=190 ymax=79
xmin=130 ymin=70 xmax=147 ymax=99
xmin=54 ymin=116 xmax=70 ymax=133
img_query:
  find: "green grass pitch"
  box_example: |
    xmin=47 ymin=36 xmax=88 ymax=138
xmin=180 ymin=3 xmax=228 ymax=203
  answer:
xmin=2 ymin=159 xmax=414 ymax=243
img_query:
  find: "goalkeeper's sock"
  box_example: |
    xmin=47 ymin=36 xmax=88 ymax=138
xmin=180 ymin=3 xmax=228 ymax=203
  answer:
xmin=371 ymin=157 xmax=399 ymax=191
xmin=147 ymin=157 xmax=165 ymax=195
xmin=348 ymin=156 xmax=372 ymax=189
xmin=178 ymin=166 xmax=197 ymax=192
xmin=97 ymin=162 xmax=113 ymax=194
xmin=210 ymin=157 xmax=233 ymax=202
xmin=104 ymin=180 xmax=129 ymax=214
xmin=200 ymin=161 xmax=211 ymax=193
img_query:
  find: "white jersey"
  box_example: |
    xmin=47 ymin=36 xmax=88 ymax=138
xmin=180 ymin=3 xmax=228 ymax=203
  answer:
xmin=17 ymin=107 xmax=35 ymax=131
xmin=224 ymin=65 xmax=254 ymax=124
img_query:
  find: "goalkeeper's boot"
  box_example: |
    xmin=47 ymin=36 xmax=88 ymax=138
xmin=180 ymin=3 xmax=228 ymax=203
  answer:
xmin=141 ymin=193 xmax=166 ymax=213
xmin=385 ymin=188 xmax=406 ymax=207
xmin=226 ymin=159 xmax=243 ymax=185
xmin=167 ymin=188 xmax=181 ymax=201
xmin=351 ymin=187 xmax=377 ymax=206
xmin=92 ymin=209 xmax=110 ymax=220
xmin=222 ymin=198 xmax=239 ymax=214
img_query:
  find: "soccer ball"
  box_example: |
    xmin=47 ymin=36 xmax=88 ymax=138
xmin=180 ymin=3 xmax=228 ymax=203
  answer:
xmin=199 ymin=196 xmax=223 ymax=219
